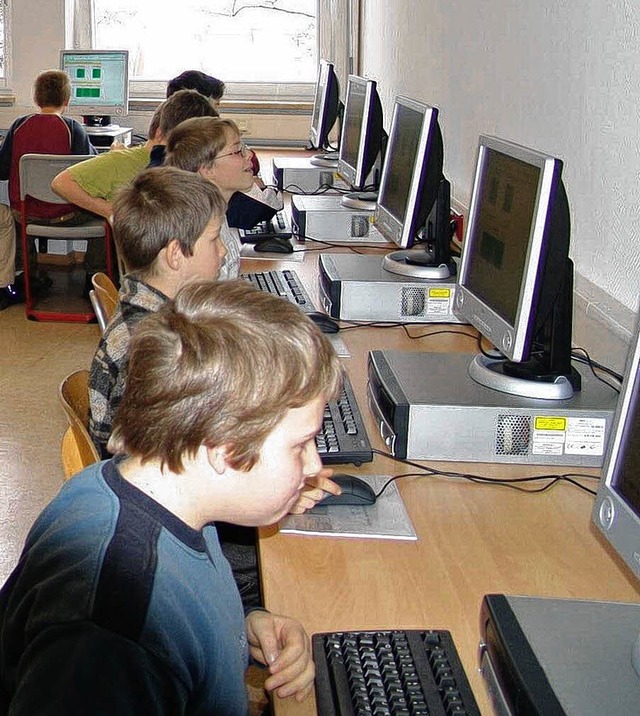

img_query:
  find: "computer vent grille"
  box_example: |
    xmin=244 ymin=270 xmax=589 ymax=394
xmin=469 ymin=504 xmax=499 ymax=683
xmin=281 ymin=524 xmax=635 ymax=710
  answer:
xmin=400 ymin=287 xmax=427 ymax=317
xmin=495 ymin=414 xmax=531 ymax=455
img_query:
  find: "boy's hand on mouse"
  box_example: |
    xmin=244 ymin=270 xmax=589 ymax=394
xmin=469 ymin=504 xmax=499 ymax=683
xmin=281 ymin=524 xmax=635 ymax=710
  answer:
xmin=288 ymin=468 xmax=341 ymax=514
xmin=245 ymin=611 xmax=315 ymax=702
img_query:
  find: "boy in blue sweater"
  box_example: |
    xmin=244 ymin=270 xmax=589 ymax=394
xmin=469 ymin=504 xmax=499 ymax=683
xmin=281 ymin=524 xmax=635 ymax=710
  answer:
xmin=0 ymin=279 xmax=344 ymax=714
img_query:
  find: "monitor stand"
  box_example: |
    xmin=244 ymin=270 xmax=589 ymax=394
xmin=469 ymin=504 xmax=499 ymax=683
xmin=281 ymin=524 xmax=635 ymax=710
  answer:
xmin=382 ymin=177 xmax=456 ymax=281
xmin=310 ymin=151 xmax=339 ymax=168
xmin=341 ymin=192 xmax=378 ymax=211
xmin=82 ymin=114 xmax=119 ymax=130
xmin=469 ymin=354 xmax=577 ymax=400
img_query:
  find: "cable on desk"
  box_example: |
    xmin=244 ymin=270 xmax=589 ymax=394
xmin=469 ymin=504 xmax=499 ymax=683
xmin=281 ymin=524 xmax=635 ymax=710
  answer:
xmin=571 ymin=346 xmax=623 ymax=392
xmin=296 ymin=236 xmax=391 ymax=253
xmin=370 ymin=448 xmax=600 ymax=497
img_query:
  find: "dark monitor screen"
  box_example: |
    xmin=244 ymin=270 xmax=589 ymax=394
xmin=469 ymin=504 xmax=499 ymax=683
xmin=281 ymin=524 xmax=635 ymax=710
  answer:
xmin=454 ymin=135 xmax=577 ymax=399
xmin=337 ymin=75 xmax=385 ymax=191
xmin=377 ymin=101 xmax=424 ymax=228
xmin=309 ymin=60 xmax=340 ymax=151
xmin=463 ymin=149 xmax=541 ymax=326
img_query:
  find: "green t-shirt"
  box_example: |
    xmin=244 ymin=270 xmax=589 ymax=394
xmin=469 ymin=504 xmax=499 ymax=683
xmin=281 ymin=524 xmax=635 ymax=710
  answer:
xmin=67 ymin=144 xmax=152 ymax=202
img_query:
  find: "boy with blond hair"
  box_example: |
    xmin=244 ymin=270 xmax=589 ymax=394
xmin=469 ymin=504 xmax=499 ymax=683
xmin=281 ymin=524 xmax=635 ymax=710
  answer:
xmin=0 ymin=279 xmax=344 ymax=713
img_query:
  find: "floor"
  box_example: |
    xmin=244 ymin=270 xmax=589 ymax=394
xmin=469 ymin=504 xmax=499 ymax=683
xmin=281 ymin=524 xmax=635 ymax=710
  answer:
xmin=0 ymin=295 xmax=99 ymax=585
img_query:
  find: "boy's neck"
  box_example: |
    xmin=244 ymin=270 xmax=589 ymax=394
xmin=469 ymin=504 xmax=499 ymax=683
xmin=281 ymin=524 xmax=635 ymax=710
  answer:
xmin=39 ymin=106 xmax=65 ymax=115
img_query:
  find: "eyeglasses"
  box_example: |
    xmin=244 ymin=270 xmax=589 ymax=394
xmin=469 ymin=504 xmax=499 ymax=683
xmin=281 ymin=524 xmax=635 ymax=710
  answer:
xmin=215 ymin=143 xmax=249 ymax=160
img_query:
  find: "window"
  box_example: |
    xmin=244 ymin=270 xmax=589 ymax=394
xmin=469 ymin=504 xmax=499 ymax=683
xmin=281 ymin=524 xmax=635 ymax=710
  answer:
xmin=71 ymin=0 xmax=356 ymax=101
xmin=0 ymin=0 xmax=8 ymax=82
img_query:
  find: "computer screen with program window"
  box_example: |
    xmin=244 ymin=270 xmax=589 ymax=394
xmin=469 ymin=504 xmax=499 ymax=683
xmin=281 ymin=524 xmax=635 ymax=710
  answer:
xmin=60 ymin=50 xmax=129 ymax=127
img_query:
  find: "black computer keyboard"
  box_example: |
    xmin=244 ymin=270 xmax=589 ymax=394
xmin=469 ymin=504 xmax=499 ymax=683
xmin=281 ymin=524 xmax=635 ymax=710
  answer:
xmin=313 ymin=629 xmax=481 ymax=716
xmin=317 ymin=376 xmax=373 ymax=466
xmin=238 ymin=209 xmax=292 ymax=242
xmin=241 ymin=268 xmax=317 ymax=313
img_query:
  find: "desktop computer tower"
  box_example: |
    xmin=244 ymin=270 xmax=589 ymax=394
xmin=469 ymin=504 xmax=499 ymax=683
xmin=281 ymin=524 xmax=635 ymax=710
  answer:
xmin=318 ymin=253 xmax=462 ymax=323
xmin=272 ymin=157 xmax=347 ymax=193
xmin=367 ymin=350 xmax=618 ymax=467
xmin=291 ymin=195 xmax=387 ymax=243
xmin=480 ymin=595 xmax=640 ymax=715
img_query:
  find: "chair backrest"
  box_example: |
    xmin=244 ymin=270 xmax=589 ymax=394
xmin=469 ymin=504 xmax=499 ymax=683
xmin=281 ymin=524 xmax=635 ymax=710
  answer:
xmin=19 ymin=153 xmax=96 ymax=204
xmin=89 ymin=289 xmax=108 ymax=333
xmin=91 ymin=272 xmax=119 ymax=328
xmin=58 ymin=369 xmax=100 ymax=479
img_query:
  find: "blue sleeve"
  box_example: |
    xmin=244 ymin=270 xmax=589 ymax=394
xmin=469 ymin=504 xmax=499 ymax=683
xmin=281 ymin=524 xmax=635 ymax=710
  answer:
xmin=0 ymin=123 xmax=17 ymax=180
xmin=7 ymin=622 xmax=188 ymax=715
xmin=70 ymin=120 xmax=98 ymax=156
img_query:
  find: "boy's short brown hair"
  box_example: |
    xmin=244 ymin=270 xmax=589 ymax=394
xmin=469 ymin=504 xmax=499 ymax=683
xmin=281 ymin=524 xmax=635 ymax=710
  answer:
xmin=33 ymin=70 xmax=71 ymax=108
xmin=164 ymin=116 xmax=239 ymax=172
xmin=158 ymin=89 xmax=218 ymax=138
xmin=112 ymin=166 xmax=226 ymax=275
xmin=113 ymin=280 xmax=344 ymax=473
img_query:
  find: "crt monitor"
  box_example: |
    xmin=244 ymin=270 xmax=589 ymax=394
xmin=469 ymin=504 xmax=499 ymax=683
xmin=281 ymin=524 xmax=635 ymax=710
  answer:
xmin=375 ymin=95 xmax=455 ymax=280
xmin=337 ymin=75 xmax=386 ymax=206
xmin=309 ymin=60 xmax=341 ymax=155
xmin=60 ymin=50 xmax=129 ymax=127
xmin=454 ymin=135 xmax=579 ymax=400
xmin=593 ymin=314 xmax=640 ymax=677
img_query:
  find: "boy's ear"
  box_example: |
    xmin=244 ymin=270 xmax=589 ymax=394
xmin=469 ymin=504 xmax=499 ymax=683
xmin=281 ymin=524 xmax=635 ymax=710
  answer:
xmin=206 ymin=444 xmax=231 ymax=475
xmin=164 ymin=238 xmax=185 ymax=270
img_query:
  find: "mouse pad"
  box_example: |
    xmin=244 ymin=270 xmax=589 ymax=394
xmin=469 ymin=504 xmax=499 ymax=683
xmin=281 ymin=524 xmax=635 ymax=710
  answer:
xmin=280 ymin=476 xmax=417 ymax=541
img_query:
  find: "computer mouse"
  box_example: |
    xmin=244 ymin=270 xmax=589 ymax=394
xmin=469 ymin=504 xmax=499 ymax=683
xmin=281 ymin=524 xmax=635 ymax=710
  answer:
xmin=253 ymin=237 xmax=294 ymax=254
xmin=317 ymin=473 xmax=377 ymax=507
xmin=307 ymin=311 xmax=340 ymax=334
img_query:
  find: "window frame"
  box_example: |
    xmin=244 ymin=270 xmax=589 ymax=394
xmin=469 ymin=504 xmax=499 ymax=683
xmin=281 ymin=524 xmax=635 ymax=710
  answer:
xmin=69 ymin=0 xmax=358 ymax=103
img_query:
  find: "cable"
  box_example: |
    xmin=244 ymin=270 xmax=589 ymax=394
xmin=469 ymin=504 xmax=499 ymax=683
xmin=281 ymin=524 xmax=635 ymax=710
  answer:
xmin=370 ymin=448 xmax=600 ymax=498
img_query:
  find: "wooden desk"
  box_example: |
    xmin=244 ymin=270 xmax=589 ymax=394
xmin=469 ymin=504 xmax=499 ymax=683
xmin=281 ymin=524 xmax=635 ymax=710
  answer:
xmin=246 ymin=249 xmax=640 ymax=715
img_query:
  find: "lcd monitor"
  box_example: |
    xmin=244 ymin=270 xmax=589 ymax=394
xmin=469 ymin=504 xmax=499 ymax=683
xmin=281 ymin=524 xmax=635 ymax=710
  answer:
xmin=308 ymin=60 xmax=341 ymax=155
xmin=454 ymin=135 xmax=579 ymax=400
xmin=60 ymin=50 xmax=129 ymax=127
xmin=593 ymin=314 xmax=640 ymax=677
xmin=375 ymin=95 xmax=455 ymax=280
xmin=337 ymin=75 xmax=386 ymax=207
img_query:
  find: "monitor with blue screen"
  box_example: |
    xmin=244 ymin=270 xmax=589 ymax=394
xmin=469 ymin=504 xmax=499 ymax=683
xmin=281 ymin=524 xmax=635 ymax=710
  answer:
xmin=60 ymin=49 xmax=129 ymax=127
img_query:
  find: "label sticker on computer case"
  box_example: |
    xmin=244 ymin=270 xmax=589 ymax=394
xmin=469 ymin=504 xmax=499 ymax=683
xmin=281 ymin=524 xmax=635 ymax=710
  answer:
xmin=425 ymin=288 xmax=452 ymax=316
xmin=532 ymin=416 xmax=606 ymax=456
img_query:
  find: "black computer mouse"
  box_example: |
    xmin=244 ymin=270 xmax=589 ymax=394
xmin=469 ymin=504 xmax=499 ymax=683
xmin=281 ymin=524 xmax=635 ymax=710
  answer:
xmin=253 ymin=237 xmax=294 ymax=254
xmin=316 ymin=474 xmax=377 ymax=507
xmin=307 ymin=311 xmax=340 ymax=334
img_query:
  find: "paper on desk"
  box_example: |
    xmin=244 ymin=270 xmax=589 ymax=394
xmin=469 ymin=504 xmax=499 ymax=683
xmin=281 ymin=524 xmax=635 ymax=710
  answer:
xmin=280 ymin=475 xmax=417 ymax=541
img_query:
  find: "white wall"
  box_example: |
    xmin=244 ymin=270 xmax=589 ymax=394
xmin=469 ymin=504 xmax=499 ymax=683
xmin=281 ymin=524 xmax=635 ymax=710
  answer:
xmin=360 ymin=0 xmax=639 ymax=339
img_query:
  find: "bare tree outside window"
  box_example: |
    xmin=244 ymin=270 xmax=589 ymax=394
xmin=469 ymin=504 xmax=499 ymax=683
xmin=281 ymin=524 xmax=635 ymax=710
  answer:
xmin=93 ymin=0 xmax=316 ymax=83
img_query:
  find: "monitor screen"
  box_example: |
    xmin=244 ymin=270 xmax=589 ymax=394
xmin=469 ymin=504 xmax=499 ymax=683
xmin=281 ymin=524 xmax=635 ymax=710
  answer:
xmin=60 ymin=50 xmax=129 ymax=123
xmin=375 ymin=96 xmax=443 ymax=250
xmin=454 ymin=135 xmax=577 ymax=399
xmin=337 ymin=75 xmax=385 ymax=191
xmin=309 ymin=60 xmax=340 ymax=151
xmin=593 ymin=316 xmax=640 ymax=676
xmin=594 ymin=324 xmax=640 ymax=581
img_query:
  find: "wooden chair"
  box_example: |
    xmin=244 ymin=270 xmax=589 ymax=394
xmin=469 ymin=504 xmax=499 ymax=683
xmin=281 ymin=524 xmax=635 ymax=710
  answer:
xmin=58 ymin=369 xmax=100 ymax=479
xmin=18 ymin=153 xmax=116 ymax=322
xmin=91 ymin=272 xmax=119 ymax=333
